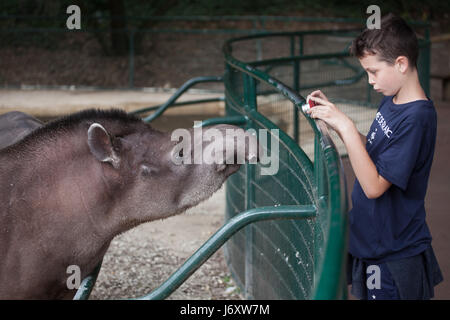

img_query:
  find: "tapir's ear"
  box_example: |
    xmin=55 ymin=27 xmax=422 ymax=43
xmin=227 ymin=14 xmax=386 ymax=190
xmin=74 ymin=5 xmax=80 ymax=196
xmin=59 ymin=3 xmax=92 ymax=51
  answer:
xmin=87 ymin=123 xmax=120 ymax=168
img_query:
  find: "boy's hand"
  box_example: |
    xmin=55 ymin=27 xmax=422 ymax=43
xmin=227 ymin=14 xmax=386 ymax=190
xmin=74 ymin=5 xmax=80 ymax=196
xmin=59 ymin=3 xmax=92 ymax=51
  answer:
xmin=305 ymin=90 xmax=353 ymax=136
xmin=309 ymin=90 xmax=330 ymax=103
xmin=305 ymin=90 xmax=391 ymax=199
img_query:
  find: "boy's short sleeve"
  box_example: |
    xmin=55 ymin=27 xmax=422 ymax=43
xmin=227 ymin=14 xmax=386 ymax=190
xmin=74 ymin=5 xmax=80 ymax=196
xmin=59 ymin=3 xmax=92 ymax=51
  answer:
xmin=375 ymin=121 xmax=424 ymax=191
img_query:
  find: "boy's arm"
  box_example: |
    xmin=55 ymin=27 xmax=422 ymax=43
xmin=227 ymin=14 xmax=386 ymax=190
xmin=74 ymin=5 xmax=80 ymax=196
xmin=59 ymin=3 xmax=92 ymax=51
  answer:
xmin=340 ymin=124 xmax=391 ymax=199
xmin=359 ymin=132 xmax=367 ymax=144
xmin=307 ymin=95 xmax=391 ymax=199
xmin=308 ymin=90 xmax=367 ymax=144
xmin=337 ymin=127 xmax=366 ymax=144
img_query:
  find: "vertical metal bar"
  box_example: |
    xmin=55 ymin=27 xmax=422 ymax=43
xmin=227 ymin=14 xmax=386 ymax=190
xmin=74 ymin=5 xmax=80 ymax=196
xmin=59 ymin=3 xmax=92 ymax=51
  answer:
xmin=313 ymin=133 xmax=320 ymax=296
xmin=253 ymin=19 xmax=263 ymax=61
xmin=298 ymin=34 xmax=304 ymax=55
xmin=128 ymin=29 xmax=135 ymax=88
xmin=243 ymin=74 xmax=257 ymax=299
xmin=290 ymin=35 xmax=295 ymax=57
xmin=293 ymin=35 xmax=303 ymax=143
xmin=314 ymin=134 xmax=320 ymax=193
xmin=293 ymin=60 xmax=299 ymax=143
xmin=244 ymin=166 xmax=254 ymax=299
xmin=314 ymin=127 xmax=328 ymax=198
xmin=243 ymin=74 xmax=257 ymax=111
xmin=313 ymin=126 xmax=328 ymax=295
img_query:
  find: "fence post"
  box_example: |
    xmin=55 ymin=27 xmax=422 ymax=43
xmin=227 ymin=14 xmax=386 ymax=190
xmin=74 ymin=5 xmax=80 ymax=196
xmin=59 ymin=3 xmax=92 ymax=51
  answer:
xmin=243 ymin=73 xmax=257 ymax=299
xmin=128 ymin=29 xmax=135 ymax=88
xmin=293 ymin=35 xmax=304 ymax=143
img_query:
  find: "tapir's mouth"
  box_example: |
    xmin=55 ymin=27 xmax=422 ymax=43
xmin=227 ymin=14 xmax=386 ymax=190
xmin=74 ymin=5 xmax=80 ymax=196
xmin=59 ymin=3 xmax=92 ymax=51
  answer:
xmin=177 ymin=178 xmax=226 ymax=212
xmin=216 ymin=162 xmax=241 ymax=177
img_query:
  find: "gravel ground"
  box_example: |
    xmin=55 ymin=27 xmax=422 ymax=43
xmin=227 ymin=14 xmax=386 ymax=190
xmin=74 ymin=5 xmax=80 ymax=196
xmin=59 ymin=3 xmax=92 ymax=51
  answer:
xmin=89 ymin=186 xmax=243 ymax=300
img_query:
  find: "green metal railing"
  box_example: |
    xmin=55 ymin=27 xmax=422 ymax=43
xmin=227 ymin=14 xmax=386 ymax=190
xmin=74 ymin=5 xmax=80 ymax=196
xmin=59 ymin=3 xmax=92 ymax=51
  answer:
xmin=222 ymin=31 xmax=349 ymax=299
xmin=135 ymin=205 xmax=317 ymax=300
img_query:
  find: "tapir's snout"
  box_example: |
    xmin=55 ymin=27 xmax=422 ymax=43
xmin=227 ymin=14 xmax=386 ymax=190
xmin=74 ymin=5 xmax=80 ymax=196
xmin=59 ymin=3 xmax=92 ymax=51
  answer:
xmin=171 ymin=124 xmax=260 ymax=174
xmin=210 ymin=126 xmax=260 ymax=173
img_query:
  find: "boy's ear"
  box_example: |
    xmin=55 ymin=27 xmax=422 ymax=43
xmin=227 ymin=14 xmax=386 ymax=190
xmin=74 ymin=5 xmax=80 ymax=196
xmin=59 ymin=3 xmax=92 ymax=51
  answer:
xmin=395 ymin=56 xmax=409 ymax=73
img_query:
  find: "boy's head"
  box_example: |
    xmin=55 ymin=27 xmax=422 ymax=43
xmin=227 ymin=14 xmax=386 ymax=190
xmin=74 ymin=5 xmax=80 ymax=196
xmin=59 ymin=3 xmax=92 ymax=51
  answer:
xmin=350 ymin=13 xmax=420 ymax=96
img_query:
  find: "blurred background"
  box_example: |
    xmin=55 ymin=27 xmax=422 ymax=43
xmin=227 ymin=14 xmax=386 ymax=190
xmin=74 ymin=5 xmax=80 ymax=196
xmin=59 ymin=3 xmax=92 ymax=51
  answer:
xmin=0 ymin=0 xmax=449 ymax=90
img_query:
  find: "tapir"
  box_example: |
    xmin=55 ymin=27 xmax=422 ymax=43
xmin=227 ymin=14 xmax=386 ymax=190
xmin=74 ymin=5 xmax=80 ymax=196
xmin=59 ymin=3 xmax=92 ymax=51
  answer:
xmin=0 ymin=109 xmax=257 ymax=299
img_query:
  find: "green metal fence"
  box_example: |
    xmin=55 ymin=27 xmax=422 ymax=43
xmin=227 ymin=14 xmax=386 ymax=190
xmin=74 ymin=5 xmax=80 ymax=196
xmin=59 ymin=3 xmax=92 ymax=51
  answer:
xmin=222 ymin=30 xmax=350 ymax=299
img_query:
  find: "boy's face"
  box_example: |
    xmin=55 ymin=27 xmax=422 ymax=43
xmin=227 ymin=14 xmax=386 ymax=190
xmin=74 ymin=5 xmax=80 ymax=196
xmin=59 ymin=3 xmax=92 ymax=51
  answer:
xmin=358 ymin=53 xmax=404 ymax=97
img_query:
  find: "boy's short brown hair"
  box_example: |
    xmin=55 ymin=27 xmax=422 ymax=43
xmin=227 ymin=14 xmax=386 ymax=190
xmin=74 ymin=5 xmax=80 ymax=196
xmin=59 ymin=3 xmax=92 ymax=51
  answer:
xmin=350 ymin=13 xmax=419 ymax=68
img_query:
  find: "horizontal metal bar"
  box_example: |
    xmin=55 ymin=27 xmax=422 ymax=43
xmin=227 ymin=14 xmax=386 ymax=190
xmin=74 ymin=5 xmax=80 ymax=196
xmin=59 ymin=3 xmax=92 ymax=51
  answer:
xmin=193 ymin=115 xmax=249 ymax=128
xmin=249 ymin=52 xmax=353 ymax=67
xmin=134 ymin=205 xmax=316 ymax=300
xmin=135 ymin=76 xmax=223 ymax=123
xmin=131 ymin=97 xmax=225 ymax=115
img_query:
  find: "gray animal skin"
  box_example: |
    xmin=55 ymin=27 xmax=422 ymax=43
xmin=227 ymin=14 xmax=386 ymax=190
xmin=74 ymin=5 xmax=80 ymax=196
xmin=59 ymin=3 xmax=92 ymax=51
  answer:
xmin=0 ymin=109 xmax=257 ymax=299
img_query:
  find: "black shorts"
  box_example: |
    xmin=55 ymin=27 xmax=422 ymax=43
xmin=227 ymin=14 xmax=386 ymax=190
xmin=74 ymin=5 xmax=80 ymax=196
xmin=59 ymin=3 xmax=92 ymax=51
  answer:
xmin=347 ymin=245 xmax=443 ymax=300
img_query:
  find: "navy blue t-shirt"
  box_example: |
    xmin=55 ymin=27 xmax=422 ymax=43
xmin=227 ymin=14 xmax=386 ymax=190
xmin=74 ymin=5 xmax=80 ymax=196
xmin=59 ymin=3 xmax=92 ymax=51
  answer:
xmin=349 ymin=96 xmax=437 ymax=263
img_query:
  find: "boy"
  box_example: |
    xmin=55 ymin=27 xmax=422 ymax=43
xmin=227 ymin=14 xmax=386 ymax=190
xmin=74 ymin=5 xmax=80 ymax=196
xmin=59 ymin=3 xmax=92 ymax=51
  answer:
xmin=306 ymin=13 xmax=443 ymax=299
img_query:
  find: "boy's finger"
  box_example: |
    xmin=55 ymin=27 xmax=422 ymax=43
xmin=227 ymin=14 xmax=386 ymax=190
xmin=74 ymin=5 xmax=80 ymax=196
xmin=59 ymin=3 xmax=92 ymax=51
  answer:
xmin=309 ymin=96 xmax=330 ymax=106
xmin=310 ymin=90 xmax=326 ymax=99
xmin=309 ymin=90 xmax=323 ymax=99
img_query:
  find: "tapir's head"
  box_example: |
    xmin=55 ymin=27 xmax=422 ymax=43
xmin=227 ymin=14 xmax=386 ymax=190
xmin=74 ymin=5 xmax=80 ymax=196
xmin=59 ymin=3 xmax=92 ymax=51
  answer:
xmin=85 ymin=114 xmax=258 ymax=225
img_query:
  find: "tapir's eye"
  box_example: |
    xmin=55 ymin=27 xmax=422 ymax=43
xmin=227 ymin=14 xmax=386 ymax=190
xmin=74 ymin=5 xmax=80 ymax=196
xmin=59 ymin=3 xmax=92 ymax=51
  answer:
xmin=170 ymin=144 xmax=187 ymax=166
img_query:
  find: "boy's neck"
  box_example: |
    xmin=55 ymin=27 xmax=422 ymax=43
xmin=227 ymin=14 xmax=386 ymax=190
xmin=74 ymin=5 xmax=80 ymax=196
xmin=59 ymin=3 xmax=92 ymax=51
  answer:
xmin=392 ymin=69 xmax=428 ymax=105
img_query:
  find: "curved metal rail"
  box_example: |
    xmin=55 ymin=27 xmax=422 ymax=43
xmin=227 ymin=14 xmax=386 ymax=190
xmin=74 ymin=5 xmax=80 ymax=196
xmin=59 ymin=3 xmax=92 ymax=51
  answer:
xmin=135 ymin=205 xmax=316 ymax=300
xmin=130 ymin=76 xmax=224 ymax=122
